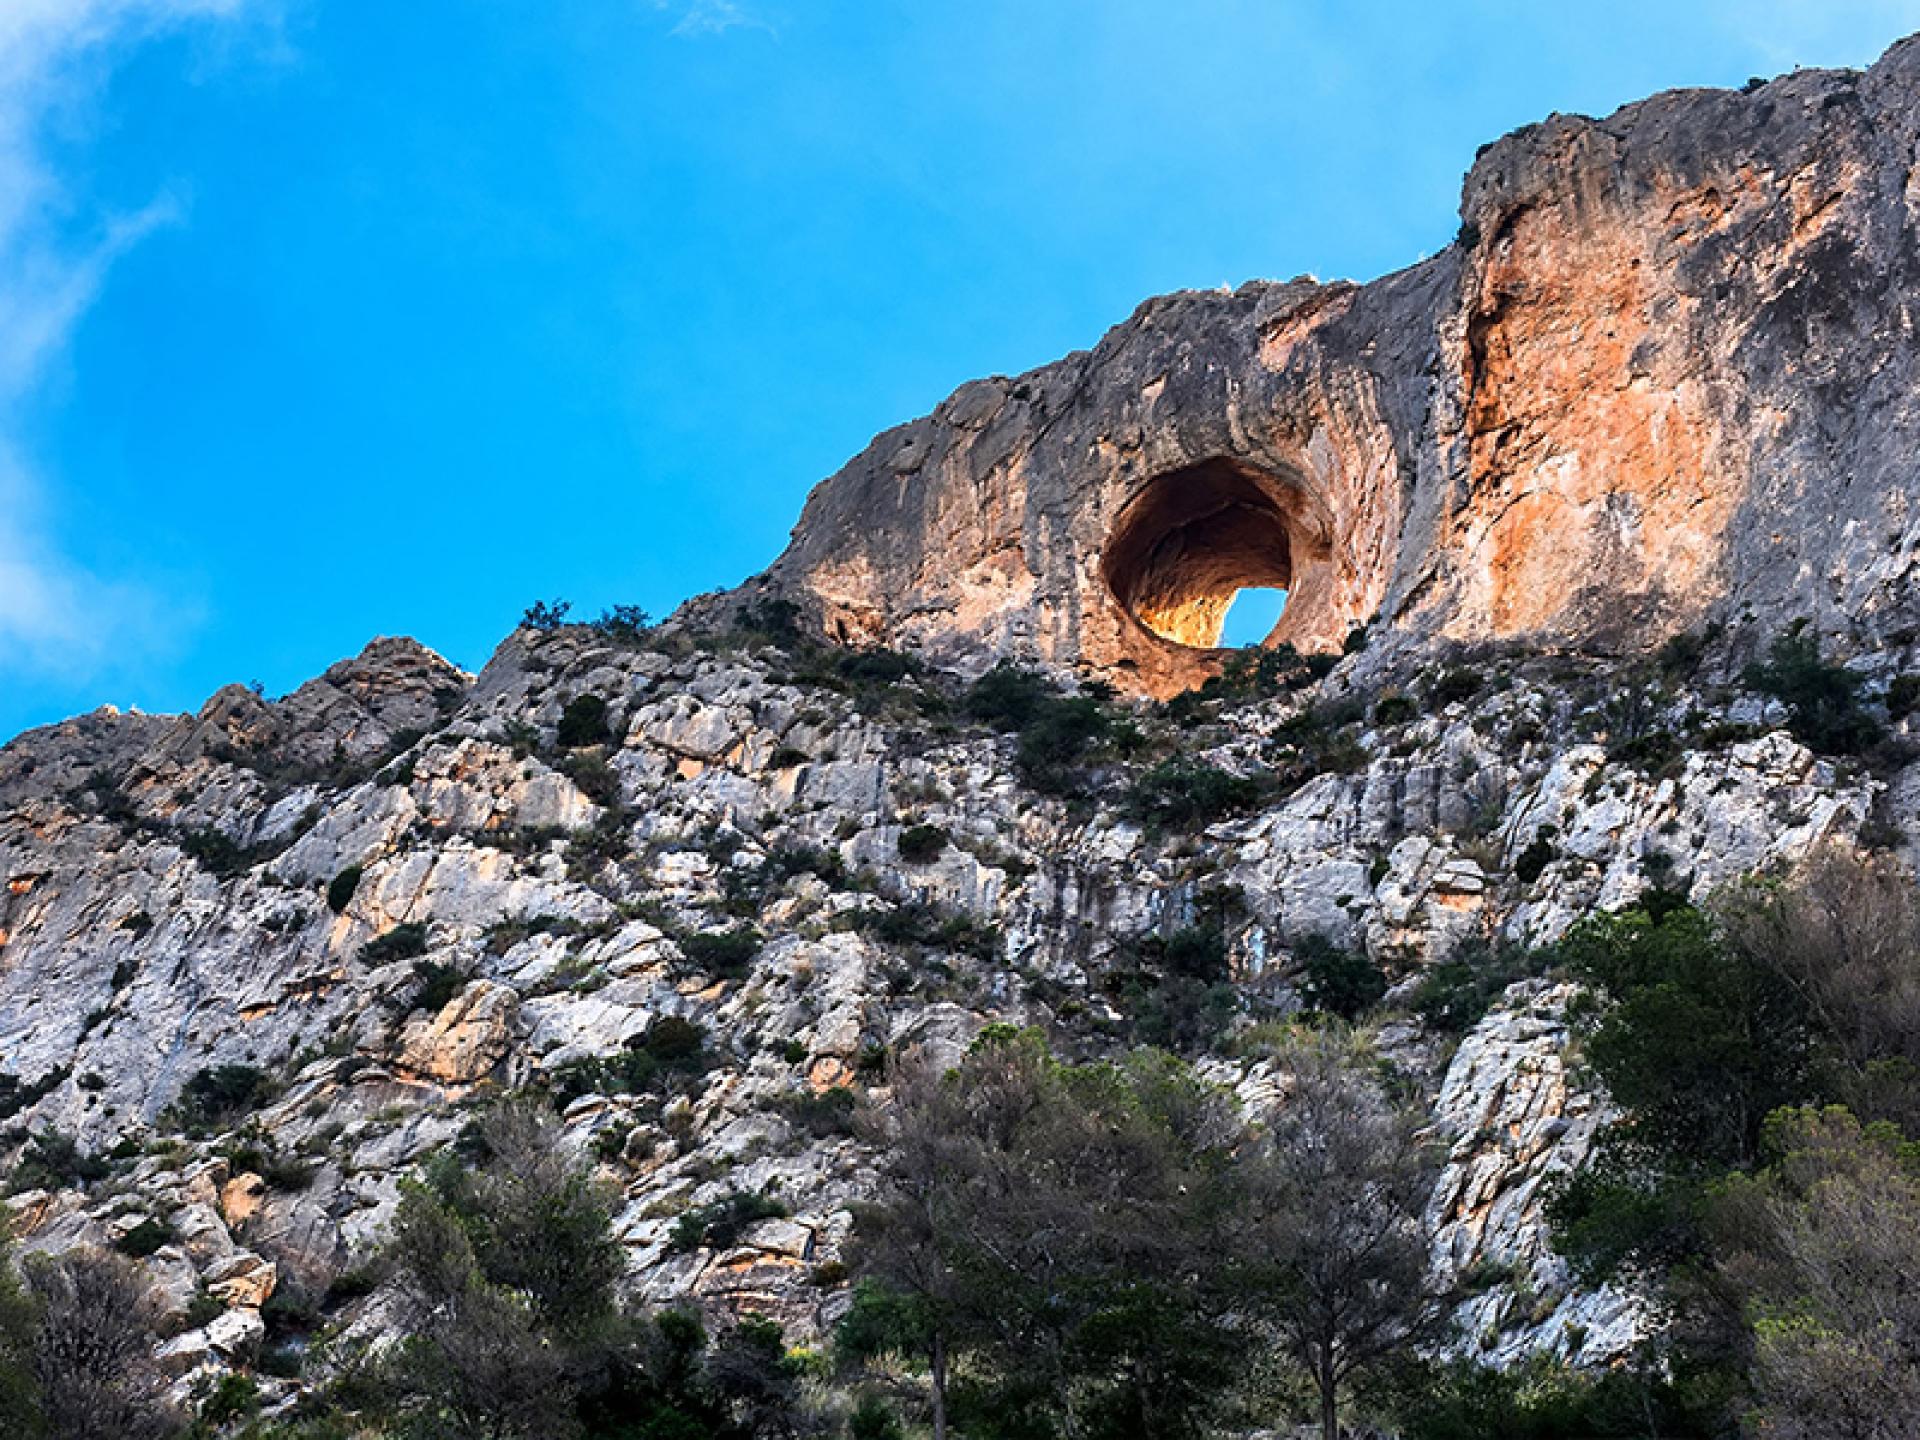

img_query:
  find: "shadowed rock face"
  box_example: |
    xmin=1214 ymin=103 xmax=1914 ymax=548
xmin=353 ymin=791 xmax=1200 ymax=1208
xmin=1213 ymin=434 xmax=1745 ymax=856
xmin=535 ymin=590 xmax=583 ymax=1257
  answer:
xmin=712 ymin=35 xmax=1920 ymax=696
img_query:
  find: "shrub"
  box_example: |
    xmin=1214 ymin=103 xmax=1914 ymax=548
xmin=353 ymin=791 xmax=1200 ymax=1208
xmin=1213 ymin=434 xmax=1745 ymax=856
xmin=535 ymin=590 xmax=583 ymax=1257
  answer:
xmin=176 ymin=1064 xmax=273 ymax=1130
xmin=547 ymin=1016 xmax=709 ymax=1109
xmin=1744 ymin=626 xmax=1883 ymax=756
xmin=778 ymin=1086 xmax=858 ymax=1138
xmin=1409 ymin=944 xmax=1541 ymax=1035
xmin=897 ymin=824 xmax=948 ymax=864
xmin=1887 ymin=672 xmax=1920 ymax=720
xmin=9 ymin=1130 xmax=110 ymax=1192
xmin=521 ymin=599 xmax=571 ymax=631
xmin=359 ymin=923 xmax=429 ymax=967
xmin=410 ymin=960 xmax=467 ymax=1014
xmin=1373 ymin=693 xmax=1419 ymax=727
xmin=326 ymin=864 xmax=364 ymax=914
xmin=853 ymin=903 xmax=998 ymax=962
xmin=1127 ymin=761 xmax=1266 ymax=830
xmin=1294 ymin=933 xmax=1387 ymax=1020
xmin=668 ymin=1190 xmax=788 ymax=1253
xmin=964 ymin=664 xmax=1128 ymax=795
xmin=115 ymin=1218 xmax=176 ymax=1258
xmin=1513 ymin=835 xmax=1556 ymax=885
xmin=680 ymin=926 xmax=762 ymax=978
xmin=556 ymin=694 xmax=612 ymax=749
xmin=588 ymin=604 xmax=652 ymax=643
xmin=559 ymin=751 xmax=621 ymax=808
xmin=1428 ymin=668 xmax=1483 ymax=709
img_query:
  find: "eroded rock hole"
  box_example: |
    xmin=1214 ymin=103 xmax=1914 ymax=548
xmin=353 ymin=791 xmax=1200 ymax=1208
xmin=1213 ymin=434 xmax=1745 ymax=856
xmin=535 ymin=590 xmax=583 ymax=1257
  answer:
xmin=1103 ymin=459 xmax=1299 ymax=650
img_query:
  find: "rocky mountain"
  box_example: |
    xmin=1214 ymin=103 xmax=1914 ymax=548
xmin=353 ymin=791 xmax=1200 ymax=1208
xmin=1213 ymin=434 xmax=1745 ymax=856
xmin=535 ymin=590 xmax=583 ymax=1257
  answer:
xmin=4 ymin=31 xmax=1920 ymax=1426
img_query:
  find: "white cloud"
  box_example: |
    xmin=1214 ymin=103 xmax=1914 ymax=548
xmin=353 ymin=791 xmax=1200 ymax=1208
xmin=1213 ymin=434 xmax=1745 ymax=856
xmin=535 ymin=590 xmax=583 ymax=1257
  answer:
xmin=0 ymin=1 xmax=258 ymax=686
xmin=656 ymin=0 xmax=777 ymax=41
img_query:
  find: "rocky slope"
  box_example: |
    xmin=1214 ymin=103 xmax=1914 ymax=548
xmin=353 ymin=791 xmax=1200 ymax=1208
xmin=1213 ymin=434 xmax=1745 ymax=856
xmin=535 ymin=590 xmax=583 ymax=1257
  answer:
xmin=6 ymin=31 xmax=1920 ymax=1421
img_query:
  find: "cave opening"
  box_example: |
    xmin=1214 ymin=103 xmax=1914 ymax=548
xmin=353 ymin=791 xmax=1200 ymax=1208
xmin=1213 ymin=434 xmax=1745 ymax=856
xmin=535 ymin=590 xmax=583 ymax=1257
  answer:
xmin=1102 ymin=458 xmax=1301 ymax=651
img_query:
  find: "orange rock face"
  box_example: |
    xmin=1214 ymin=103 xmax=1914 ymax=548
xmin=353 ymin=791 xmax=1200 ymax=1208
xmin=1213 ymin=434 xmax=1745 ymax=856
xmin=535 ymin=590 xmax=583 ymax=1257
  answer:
xmin=710 ymin=39 xmax=1920 ymax=694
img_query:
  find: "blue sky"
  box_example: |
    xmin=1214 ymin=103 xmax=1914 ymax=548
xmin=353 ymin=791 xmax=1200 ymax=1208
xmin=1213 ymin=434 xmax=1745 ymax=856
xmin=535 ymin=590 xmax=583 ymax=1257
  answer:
xmin=4 ymin=0 xmax=1920 ymax=739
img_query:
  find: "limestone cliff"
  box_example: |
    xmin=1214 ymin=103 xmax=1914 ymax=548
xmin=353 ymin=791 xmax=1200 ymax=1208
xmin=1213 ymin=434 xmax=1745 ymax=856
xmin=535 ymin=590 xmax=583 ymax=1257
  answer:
xmin=3 ymin=34 xmax=1920 ymax=1420
xmin=718 ymin=38 xmax=1920 ymax=697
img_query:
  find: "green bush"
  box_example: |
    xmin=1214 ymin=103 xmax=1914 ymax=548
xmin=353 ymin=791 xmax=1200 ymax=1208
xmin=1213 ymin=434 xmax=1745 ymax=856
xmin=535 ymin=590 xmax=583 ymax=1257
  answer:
xmin=668 ymin=1190 xmax=788 ymax=1253
xmin=897 ymin=824 xmax=948 ymax=863
xmin=521 ymin=598 xmax=571 ymax=631
xmin=359 ymin=923 xmax=429 ymax=967
xmin=176 ymin=1064 xmax=274 ymax=1130
xmin=114 ymin=1217 xmax=175 ymax=1258
xmin=964 ymin=664 xmax=1131 ymax=795
xmin=556 ymin=694 xmax=612 ymax=749
xmin=1373 ymin=693 xmax=1419 ymax=727
xmin=1744 ymin=626 xmax=1883 ymax=756
xmin=1410 ymin=943 xmax=1539 ymax=1035
xmin=326 ymin=864 xmax=363 ymax=914
xmin=1427 ymin=667 xmax=1483 ymax=709
xmin=9 ymin=1130 xmax=110 ymax=1191
xmin=1513 ymin=835 xmax=1557 ymax=884
xmin=680 ymin=926 xmax=762 ymax=978
xmin=1294 ymin=933 xmax=1387 ymax=1020
xmin=1126 ymin=760 xmax=1265 ymax=830
xmin=410 ymin=960 xmax=467 ymax=1014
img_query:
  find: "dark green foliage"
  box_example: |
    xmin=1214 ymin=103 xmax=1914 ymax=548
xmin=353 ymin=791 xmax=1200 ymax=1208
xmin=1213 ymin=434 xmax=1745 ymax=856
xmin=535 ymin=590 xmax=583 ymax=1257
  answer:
xmin=1164 ymin=643 xmax=1323 ymax=719
xmin=358 ymin=923 xmax=429 ymax=967
xmin=1427 ymin=667 xmax=1483 ymax=709
xmin=1512 ymin=834 xmax=1556 ymax=884
xmin=0 ymin=1069 xmax=67 ymax=1123
xmin=668 ymin=1190 xmax=788 ymax=1253
xmin=1267 ymin=700 xmax=1370 ymax=792
xmin=853 ymin=903 xmax=998 ymax=962
xmin=1409 ymin=943 xmax=1541 ymax=1035
xmin=1372 ymin=693 xmax=1419 ymax=727
xmin=1295 ymin=933 xmax=1388 ymax=1021
xmin=547 ymin=1016 xmax=710 ymax=1110
xmin=1887 ymin=672 xmax=1920 ymax=720
xmin=520 ymin=599 xmax=571 ymax=631
xmin=114 ymin=1218 xmax=175 ymax=1259
xmin=198 ymin=1372 xmax=260 ymax=1427
xmin=1560 ymin=904 xmax=1815 ymax=1170
xmin=1398 ymin=1356 xmax=1719 ymax=1440
xmin=9 ymin=1131 xmax=109 ymax=1193
xmin=174 ymin=1064 xmax=273 ymax=1132
xmin=173 ymin=826 xmax=267 ymax=878
xmin=556 ymin=693 xmax=612 ymax=749
xmin=1126 ymin=760 xmax=1265 ymax=830
xmin=563 ymin=813 xmax=630 ymax=879
xmin=325 ymin=864 xmax=362 ymax=915
xmin=778 ymin=1086 xmax=859 ymax=1138
xmin=847 ymin=1392 xmax=906 ymax=1440
xmin=680 ymin=926 xmax=762 ymax=978
xmin=589 ymin=603 xmax=653 ymax=642
xmin=558 ymin=750 xmax=621 ymax=807
xmin=1103 ymin=925 xmax=1238 ymax=1052
xmin=897 ymin=823 xmax=948 ymax=863
xmin=410 ymin=960 xmax=466 ymax=1014
xmin=964 ymin=663 xmax=1133 ymax=795
xmin=1744 ymin=626 xmax=1883 ymax=756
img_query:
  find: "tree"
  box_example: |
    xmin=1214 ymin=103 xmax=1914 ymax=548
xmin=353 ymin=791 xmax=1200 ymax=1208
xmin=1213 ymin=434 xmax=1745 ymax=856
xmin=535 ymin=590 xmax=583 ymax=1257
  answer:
xmin=0 ymin=1241 xmax=39 ymax=1438
xmin=847 ymin=1029 xmax=1243 ymax=1440
xmin=1235 ymin=1028 xmax=1438 ymax=1440
xmin=378 ymin=1101 xmax=623 ymax=1438
xmin=1708 ymin=1107 xmax=1920 ymax=1439
xmin=1720 ymin=846 xmax=1920 ymax=1133
xmin=25 ymin=1248 xmax=179 ymax=1440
